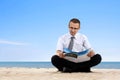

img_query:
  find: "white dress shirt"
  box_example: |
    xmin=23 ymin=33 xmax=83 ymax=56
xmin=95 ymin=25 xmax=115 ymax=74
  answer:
xmin=56 ymin=33 xmax=92 ymax=52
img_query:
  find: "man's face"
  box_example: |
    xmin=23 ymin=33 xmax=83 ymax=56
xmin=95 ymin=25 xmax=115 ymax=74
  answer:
xmin=69 ymin=22 xmax=80 ymax=36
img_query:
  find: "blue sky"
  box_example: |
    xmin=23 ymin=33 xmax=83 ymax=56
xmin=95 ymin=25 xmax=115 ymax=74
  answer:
xmin=0 ymin=0 xmax=120 ymax=62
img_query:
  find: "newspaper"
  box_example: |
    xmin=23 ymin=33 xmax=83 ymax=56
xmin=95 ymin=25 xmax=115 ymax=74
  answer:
xmin=64 ymin=48 xmax=91 ymax=63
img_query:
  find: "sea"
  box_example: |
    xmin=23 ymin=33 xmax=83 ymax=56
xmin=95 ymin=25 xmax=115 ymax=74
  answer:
xmin=0 ymin=62 xmax=120 ymax=69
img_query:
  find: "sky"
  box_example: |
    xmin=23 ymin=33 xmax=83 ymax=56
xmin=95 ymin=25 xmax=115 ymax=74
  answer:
xmin=0 ymin=0 xmax=120 ymax=62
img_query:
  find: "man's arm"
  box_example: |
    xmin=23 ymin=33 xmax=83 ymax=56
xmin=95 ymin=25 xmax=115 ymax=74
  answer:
xmin=56 ymin=50 xmax=65 ymax=58
xmin=83 ymin=35 xmax=95 ymax=57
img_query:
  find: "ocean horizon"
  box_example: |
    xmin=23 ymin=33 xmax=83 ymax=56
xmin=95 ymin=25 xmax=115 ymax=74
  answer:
xmin=0 ymin=61 xmax=120 ymax=69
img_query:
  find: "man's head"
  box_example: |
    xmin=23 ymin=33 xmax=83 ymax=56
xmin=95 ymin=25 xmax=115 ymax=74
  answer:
xmin=68 ymin=18 xmax=80 ymax=36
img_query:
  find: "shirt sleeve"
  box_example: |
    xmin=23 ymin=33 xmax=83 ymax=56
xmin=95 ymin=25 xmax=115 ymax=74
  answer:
xmin=56 ymin=37 xmax=64 ymax=52
xmin=83 ymin=35 xmax=92 ymax=49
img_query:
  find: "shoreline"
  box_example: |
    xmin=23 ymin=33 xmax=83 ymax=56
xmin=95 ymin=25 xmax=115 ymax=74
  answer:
xmin=0 ymin=68 xmax=120 ymax=80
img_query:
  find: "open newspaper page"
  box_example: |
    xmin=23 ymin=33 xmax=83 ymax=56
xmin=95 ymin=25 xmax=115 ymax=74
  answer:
xmin=64 ymin=48 xmax=91 ymax=63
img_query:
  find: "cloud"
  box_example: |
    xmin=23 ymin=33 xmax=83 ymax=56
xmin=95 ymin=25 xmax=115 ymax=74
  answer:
xmin=0 ymin=40 xmax=29 ymax=46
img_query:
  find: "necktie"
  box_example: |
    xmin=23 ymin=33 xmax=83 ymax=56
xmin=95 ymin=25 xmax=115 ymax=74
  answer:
xmin=68 ymin=37 xmax=75 ymax=50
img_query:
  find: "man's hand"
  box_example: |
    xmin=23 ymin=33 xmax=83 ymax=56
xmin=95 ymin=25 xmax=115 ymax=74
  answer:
xmin=56 ymin=50 xmax=65 ymax=58
xmin=87 ymin=50 xmax=95 ymax=57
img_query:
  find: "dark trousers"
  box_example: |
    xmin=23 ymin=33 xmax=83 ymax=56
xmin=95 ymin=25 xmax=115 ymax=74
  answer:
xmin=51 ymin=54 xmax=102 ymax=72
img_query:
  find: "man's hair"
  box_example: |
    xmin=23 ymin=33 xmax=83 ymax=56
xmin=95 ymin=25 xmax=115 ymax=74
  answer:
xmin=69 ymin=18 xmax=80 ymax=26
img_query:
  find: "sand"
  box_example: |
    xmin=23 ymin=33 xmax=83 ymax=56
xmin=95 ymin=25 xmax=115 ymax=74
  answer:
xmin=0 ymin=68 xmax=120 ymax=80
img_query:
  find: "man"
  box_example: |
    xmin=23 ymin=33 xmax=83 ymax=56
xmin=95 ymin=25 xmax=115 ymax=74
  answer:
xmin=51 ymin=18 xmax=102 ymax=72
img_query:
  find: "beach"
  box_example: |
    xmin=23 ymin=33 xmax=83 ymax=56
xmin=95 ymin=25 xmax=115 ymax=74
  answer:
xmin=0 ymin=68 xmax=120 ymax=80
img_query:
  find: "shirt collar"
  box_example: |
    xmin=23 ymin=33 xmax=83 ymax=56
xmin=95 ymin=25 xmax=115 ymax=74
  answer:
xmin=68 ymin=33 xmax=79 ymax=39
